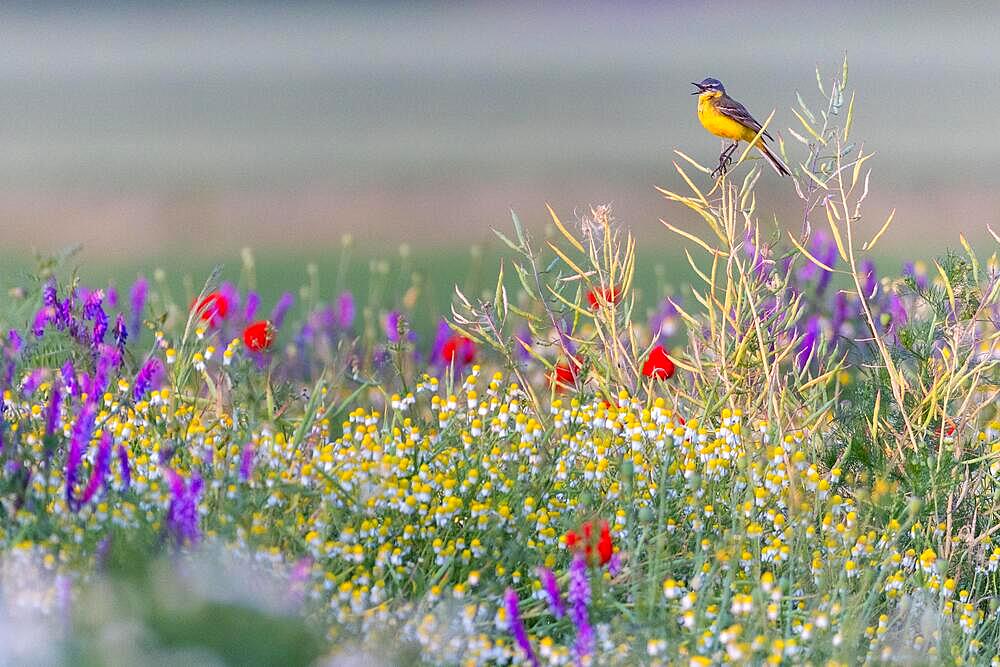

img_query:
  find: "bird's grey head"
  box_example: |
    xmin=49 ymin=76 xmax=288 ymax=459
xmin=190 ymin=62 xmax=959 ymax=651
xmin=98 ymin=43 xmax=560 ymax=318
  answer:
xmin=691 ymin=78 xmax=726 ymax=95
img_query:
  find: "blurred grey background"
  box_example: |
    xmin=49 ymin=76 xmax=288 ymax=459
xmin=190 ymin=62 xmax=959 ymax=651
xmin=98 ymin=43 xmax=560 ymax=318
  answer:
xmin=0 ymin=1 xmax=997 ymax=262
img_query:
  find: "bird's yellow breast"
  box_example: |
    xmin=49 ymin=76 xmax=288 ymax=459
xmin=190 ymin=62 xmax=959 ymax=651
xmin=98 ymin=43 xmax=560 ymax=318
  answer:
xmin=697 ymin=92 xmax=758 ymax=143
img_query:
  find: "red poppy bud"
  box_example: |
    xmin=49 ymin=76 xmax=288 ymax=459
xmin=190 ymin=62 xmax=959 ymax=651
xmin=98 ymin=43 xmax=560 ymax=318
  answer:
xmin=441 ymin=335 xmax=476 ymax=365
xmin=597 ymin=520 xmax=613 ymax=565
xmin=548 ymin=356 xmax=582 ymax=391
xmin=642 ymin=344 xmax=675 ymax=380
xmin=243 ymin=320 xmax=276 ymax=352
xmin=587 ymin=286 xmax=622 ymax=310
xmin=192 ymin=292 xmax=230 ymax=327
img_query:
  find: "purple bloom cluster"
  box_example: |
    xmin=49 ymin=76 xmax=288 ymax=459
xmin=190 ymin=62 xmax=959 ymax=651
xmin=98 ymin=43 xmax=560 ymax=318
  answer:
xmin=79 ymin=432 xmax=113 ymax=506
xmin=568 ymin=554 xmax=593 ymax=665
xmin=65 ymin=401 xmax=98 ymax=511
xmin=129 ymin=276 xmax=148 ymax=339
xmin=164 ymin=467 xmax=203 ymax=546
xmin=117 ymin=443 xmax=132 ymax=490
xmin=503 ymin=588 xmax=539 ymax=667
xmin=538 ymin=567 xmax=566 ymax=618
xmin=239 ymin=443 xmax=256 ymax=483
xmin=134 ymin=358 xmax=164 ymax=402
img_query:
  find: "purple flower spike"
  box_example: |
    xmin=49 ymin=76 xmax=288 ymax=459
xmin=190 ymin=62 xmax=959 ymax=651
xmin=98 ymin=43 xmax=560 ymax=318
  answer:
xmin=32 ymin=306 xmax=54 ymax=338
xmin=92 ymin=308 xmax=108 ymax=347
xmin=43 ymin=278 xmax=58 ymax=308
xmin=430 ymin=319 xmax=451 ymax=365
xmin=504 ymin=588 xmax=539 ymax=667
xmin=514 ymin=327 xmax=533 ymax=362
xmin=335 ymin=292 xmax=355 ymax=329
xmin=244 ymin=291 xmax=261 ymax=322
xmin=129 ymin=276 xmax=148 ymax=338
xmin=7 ymin=330 xmax=23 ymax=353
xmin=79 ymin=431 xmax=113 ymax=505
xmin=61 ymin=360 xmax=78 ymax=397
xmin=164 ymin=467 xmax=203 ymax=546
xmin=21 ymin=369 xmax=45 ymax=395
xmin=117 ymin=443 xmax=131 ymax=490
xmin=66 ymin=401 xmax=98 ymax=511
xmin=133 ymin=358 xmax=164 ymax=402
xmin=239 ymin=443 xmax=256 ymax=483
xmin=796 ymin=316 xmax=822 ymax=371
xmin=608 ymin=552 xmax=622 ymax=577
xmin=113 ymin=313 xmax=128 ymax=350
xmin=568 ymin=554 xmax=593 ymax=664
xmin=271 ymin=292 xmax=295 ymax=329
xmin=44 ymin=380 xmax=62 ymax=443
xmin=82 ymin=290 xmax=104 ymax=320
xmin=538 ymin=567 xmax=566 ymax=618
xmin=861 ymin=259 xmax=878 ymax=299
xmin=385 ymin=310 xmax=403 ymax=342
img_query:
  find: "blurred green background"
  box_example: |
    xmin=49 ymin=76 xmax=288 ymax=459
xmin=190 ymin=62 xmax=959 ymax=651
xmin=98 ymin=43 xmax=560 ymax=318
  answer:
xmin=0 ymin=1 xmax=995 ymax=315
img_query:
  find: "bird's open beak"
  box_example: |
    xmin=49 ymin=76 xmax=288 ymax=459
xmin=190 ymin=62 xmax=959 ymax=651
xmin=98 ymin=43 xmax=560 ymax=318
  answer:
xmin=691 ymin=83 xmax=703 ymax=95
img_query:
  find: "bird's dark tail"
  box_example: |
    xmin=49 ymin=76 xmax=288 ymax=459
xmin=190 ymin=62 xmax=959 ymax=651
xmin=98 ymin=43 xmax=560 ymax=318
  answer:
xmin=757 ymin=143 xmax=791 ymax=177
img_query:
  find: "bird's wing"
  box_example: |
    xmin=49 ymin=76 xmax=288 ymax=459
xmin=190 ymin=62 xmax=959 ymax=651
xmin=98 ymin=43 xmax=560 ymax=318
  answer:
xmin=716 ymin=95 xmax=773 ymax=141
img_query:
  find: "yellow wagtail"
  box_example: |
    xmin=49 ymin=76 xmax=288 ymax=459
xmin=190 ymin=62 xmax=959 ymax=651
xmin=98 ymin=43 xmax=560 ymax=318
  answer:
xmin=691 ymin=77 xmax=790 ymax=177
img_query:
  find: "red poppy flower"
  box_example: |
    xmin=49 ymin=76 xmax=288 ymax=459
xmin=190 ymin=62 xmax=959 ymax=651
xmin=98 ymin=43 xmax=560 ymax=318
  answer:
xmin=597 ymin=521 xmax=613 ymax=565
xmin=566 ymin=520 xmax=614 ymax=566
xmin=192 ymin=292 xmax=230 ymax=326
xmin=587 ymin=286 xmax=622 ymax=310
xmin=441 ymin=335 xmax=476 ymax=365
xmin=642 ymin=345 xmax=675 ymax=380
xmin=243 ymin=320 xmax=276 ymax=352
xmin=548 ymin=356 xmax=582 ymax=391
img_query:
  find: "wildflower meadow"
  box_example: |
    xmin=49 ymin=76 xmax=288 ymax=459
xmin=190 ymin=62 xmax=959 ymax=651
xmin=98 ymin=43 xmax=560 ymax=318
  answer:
xmin=4 ymin=62 xmax=1000 ymax=666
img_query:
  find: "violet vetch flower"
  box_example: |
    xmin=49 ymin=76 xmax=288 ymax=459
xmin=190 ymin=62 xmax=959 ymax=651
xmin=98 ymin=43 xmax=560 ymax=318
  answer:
xmin=335 ymin=292 xmax=355 ymax=329
xmin=885 ymin=293 xmax=908 ymax=331
xmin=82 ymin=289 xmax=104 ymax=320
xmin=244 ymin=291 xmax=261 ymax=322
xmin=831 ymin=292 xmax=851 ymax=337
xmin=568 ymin=554 xmax=593 ymax=665
xmin=92 ymin=307 xmax=108 ymax=346
xmin=861 ymin=259 xmax=878 ymax=298
xmin=133 ymin=358 xmax=164 ymax=402
xmin=650 ymin=299 xmax=681 ymax=341
xmin=239 ymin=443 xmax=255 ymax=483
xmin=608 ymin=552 xmax=623 ymax=577
xmin=44 ymin=380 xmax=62 ymax=444
xmin=91 ymin=345 xmax=122 ymax=396
xmin=503 ymin=588 xmax=539 ymax=667
xmin=61 ymin=360 xmax=78 ymax=397
xmin=32 ymin=306 xmax=53 ymax=338
xmin=538 ymin=567 xmax=566 ymax=618
xmin=514 ymin=326 xmax=533 ymax=363
xmin=113 ymin=313 xmax=128 ymax=350
xmin=797 ymin=231 xmax=838 ymax=295
xmin=164 ymin=467 xmax=203 ymax=545
xmin=430 ymin=319 xmax=452 ymax=365
xmin=129 ymin=276 xmax=148 ymax=338
xmin=21 ymin=369 xmax=45 ymax=395
xmin=66 ymin=401 xmax=98 ymax=510
xmin=106 ymin=286 xmax=118 ymax=309
xmin=385 ymin=310 xmax=404 ymax=342
xmin=271 ymin=291 xmax=295 ymax=329
xmin=902 ymin=261 xmax=929 ymax=290
xmin=7 ymin=329 xmax=22 ymax=353
xmin=79 ymin=431 xmax=113 ymax=506
xmin=117 ymin=443 xmax=131 ymax=490
xmin=43 ymin=277 xmax=58 ymax=308
xmin=56 ymin=295 xmax=74 ymax=330
xmin=796 ymin=315 xmax=822 ymax=370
